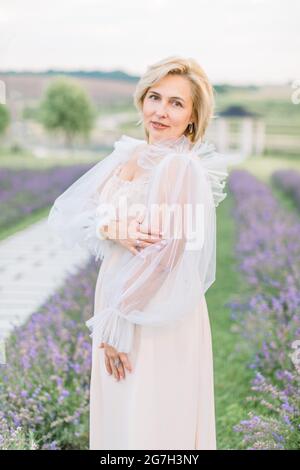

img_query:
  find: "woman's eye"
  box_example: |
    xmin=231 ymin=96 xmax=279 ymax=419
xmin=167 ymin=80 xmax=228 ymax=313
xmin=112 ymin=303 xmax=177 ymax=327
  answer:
xmin=149 ymin=95 xmax=182 ymax=107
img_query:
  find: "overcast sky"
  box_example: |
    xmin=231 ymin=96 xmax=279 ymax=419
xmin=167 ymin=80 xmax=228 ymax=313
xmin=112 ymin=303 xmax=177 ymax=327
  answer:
xmin=0 ymin=0 xmax=299 ymax=84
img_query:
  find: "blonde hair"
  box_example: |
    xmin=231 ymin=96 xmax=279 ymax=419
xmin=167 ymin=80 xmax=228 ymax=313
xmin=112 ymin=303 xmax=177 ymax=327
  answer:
xmin=133 ymin=55 xmax=215 ymax=143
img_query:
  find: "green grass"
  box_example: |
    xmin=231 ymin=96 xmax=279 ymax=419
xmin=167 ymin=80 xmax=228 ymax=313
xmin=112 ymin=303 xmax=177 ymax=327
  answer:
xmin=0 ymin=149 xmax=105 ymax=169
xmin=230 ymin=154 xmax=300 ymax=184
xmin=210 ymin=154 xmax=300 ymax=449
xmin=207 ymin=193 xmax=266 ymax=449
xmin=0 ymin=205 xmax=52 ymax=242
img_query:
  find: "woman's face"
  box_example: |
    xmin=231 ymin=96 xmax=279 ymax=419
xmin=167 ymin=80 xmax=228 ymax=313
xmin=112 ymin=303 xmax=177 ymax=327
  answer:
xmin=142 ymin=74 xmax=194 ymax=144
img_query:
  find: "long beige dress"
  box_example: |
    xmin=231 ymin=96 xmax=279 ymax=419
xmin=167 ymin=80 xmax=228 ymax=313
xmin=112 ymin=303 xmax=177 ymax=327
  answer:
xmin=88 ymin=163 xmax=217 ymax=450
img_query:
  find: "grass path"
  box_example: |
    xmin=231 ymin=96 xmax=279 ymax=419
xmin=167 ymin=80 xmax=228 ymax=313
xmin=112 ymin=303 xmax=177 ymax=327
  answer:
xmin=206 ymin=193 xmax=265 ymax=449
xmin=210 ymin=156 xmax=300 ymax=449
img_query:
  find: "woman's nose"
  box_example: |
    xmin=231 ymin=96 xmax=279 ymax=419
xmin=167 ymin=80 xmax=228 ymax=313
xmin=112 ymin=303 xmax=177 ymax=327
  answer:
xmin=155 ymin=102 xmax=168 ymax=116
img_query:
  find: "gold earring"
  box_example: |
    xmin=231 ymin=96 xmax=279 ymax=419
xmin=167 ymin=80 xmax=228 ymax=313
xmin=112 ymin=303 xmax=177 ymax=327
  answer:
xmin=187 ymin=122 xmax=194 ymax=134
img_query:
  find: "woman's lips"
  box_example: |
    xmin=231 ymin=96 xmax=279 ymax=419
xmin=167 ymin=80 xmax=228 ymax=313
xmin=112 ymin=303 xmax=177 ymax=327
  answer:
xmin=151 ymin=121 xmax=169 ymax=130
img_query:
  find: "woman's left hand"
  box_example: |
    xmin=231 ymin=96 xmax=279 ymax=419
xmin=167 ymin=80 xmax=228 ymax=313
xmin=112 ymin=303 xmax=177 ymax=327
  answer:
xmin=99 ymin=342 xmax=132 ymax=381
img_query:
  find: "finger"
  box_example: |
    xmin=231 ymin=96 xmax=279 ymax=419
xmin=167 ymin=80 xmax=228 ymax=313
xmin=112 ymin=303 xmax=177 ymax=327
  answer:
xmin=133 ymin=239 xmax=160 ymax=252
xmin=112 ymin=355 xmax=125 ymax=379
xmin=136 ymin=232 xmax=162 ymax=241
xmin=140 ymin=239 xmax=167 ymax=250
xmin=104 ymin=354 xmax=112 ymax=375
xmin=109 ymin=357 xmax=120 ymax=381
xmin=120 ymin=353 xmax=133 ymax=373
xmin=113 ymin=355 xmax=126 ymax=380
xmin=138 ymin=225 xmax=162 ymax=237
xmin=140 ymin=238 xmax=163 ymax=245
xmin=118 ymin=360 xmax=126 ymax=380
xmin=113 ymin=356 xmax=125 ymax=380
xmin=129 ymin=246 xmax=139 ymax=256
xmin=136 ymin=240 xmax=158 ymax=248
xmin=139 ymin=224 xmax=163 ymax=237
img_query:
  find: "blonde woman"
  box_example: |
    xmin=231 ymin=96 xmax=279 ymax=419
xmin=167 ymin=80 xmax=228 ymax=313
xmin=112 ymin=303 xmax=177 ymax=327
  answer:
xmin=48 ymin=56 xmax=229 ymax=450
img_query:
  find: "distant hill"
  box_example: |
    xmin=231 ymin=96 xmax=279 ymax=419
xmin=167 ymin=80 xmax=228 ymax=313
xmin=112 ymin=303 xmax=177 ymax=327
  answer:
xmin=0 ymin=69 xmax=140 ymax=82
xmin=0 ymin=71 xmax=140 ymax=109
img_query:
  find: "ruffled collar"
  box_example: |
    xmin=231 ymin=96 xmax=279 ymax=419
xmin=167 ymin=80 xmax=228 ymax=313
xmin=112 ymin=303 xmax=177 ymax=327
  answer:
xmin=139 ymin=134 xmax=194 ymax=170
xmin=113 ymin=133 xmax=229 ymax=207
xmin=116 ymin=133 xmax=222 ymax=170
xmin=146 ymin=133 xmax=193 ymax=152
xmin=116 ymin=133 xmax=200 ymax=169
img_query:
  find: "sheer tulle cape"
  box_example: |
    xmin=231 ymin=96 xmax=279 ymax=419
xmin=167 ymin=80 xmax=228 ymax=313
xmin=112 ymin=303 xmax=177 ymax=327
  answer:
xmin=47 ymin=134 xmax=229 ymax=353
xmin=47 ymin=135 xmax=145 ymax=262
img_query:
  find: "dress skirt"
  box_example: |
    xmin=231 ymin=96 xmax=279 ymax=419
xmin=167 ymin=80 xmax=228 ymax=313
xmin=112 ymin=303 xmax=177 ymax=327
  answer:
xmin=88 ymin=246 xmax=217 ymax=450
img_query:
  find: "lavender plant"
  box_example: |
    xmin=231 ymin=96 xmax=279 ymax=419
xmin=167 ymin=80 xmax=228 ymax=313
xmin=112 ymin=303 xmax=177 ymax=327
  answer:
xmin=0 ymin=257 xmax=99 ymax=449
xmin=272 ymin=169 xmax=300 ymax=210
xmin=228 ymin=170 xmax=300 ymax=449
xmin=0 ymin=164 xmax=93 ymax=230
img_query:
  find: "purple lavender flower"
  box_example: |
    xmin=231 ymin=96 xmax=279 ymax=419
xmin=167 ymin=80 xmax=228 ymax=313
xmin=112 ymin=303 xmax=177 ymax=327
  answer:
xmin=229 ymin=170 xmax=300 ymax=450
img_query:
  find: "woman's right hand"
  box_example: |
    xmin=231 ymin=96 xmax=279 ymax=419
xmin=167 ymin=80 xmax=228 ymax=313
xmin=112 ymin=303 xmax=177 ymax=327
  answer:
xmin=104 ymin=216 xmax=163 ymax=256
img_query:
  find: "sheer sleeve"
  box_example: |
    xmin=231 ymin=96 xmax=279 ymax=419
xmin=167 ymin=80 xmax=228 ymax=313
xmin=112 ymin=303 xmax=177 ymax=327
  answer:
xmin=86 ymin=151 xmax=221 ymax=353
xmin=47 ymin=136 xmax=145 ymax=262
xmin=73 ymin=188 xmax=117 ymax=262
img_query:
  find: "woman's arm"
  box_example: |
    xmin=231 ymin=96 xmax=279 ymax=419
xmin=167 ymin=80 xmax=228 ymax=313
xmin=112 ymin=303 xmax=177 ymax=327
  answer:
xmin=86 ymin=153 xmax=212 ymax=353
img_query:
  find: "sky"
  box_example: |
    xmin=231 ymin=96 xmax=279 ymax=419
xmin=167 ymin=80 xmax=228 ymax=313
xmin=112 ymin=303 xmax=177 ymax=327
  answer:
xmin=0 ymin=0 xmax=299 ymax=85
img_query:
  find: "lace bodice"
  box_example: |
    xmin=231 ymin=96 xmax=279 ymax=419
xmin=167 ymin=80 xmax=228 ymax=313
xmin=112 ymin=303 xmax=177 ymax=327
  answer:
xmin=101 ymin=163 xmax=152 ymax=209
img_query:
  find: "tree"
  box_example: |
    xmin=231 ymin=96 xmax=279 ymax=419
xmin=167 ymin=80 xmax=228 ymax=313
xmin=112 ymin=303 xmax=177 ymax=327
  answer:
xmin=39 ymin=77 xmax=96 ymax=148
xmin=0 ymin=104 xmax=10 ymax=138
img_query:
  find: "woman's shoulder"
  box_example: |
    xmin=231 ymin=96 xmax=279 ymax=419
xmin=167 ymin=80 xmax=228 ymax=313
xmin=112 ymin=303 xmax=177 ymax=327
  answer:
xmin=156 ymin=139 xmax=229 ymax=208
xmin=111 ymin=134 xmax=147 ymax=167
xmin=190 ymin=140 xmax=229 ymax=207
xmin=113 ymin=134 xmax=146 ymax=151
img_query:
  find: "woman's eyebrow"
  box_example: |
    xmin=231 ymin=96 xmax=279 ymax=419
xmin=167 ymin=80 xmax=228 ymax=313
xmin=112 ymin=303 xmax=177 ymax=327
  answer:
xmin=148 ymin=90 xmax=185 ymax=103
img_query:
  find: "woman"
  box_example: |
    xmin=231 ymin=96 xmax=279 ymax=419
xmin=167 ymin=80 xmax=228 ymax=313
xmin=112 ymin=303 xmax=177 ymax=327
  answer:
xmin=48 ymin=56 xmax=229 ymax=450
